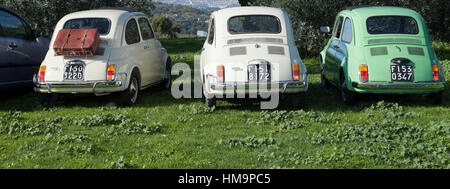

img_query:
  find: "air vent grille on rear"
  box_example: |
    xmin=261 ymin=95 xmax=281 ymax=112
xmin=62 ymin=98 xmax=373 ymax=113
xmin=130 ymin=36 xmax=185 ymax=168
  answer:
xmin=268 ymin=46 xmax=285 ymax=55
xmin=368 ymin=38 xmax=422 ymax=45
xmin=230 ymin=46 xmax=247 ymax=56
xmin=370 ymin=47 xmax=388 ymax=56
xmin=407 ymin=47 xmax=425 ymax=56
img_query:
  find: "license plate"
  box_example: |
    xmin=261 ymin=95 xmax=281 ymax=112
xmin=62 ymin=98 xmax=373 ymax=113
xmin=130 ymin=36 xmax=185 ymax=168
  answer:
xmin=391 ymin=65 xmax=413 ymax=81
xmin=64 ymin=64 xmax=84 ymax=80
xmin=248 ymin=64 xmax=270 ymax=82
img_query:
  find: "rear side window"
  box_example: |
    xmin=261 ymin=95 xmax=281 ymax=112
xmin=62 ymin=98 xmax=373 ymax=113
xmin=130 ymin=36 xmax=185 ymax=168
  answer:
xmin=138 ymin=17 xmax=155 ymax=40
xmin=228 ymin=15 xmax=281 ymax=34
xmin=0 ymin=10 xmax=31 ymax=39
xmin=207 ymin=19 xmax=215 ymax=45
xmin=125 ymin=18 xmax=140 ymax=45
xmin=333 ymin=16 xmax=344 ymax=38
xmin=64 ymin=18 xmax=110 ymax=35
xmin=366 ymin=16 xmax=419 ymax=34
xmin=341 ymin=18 xmax=353 ymax=43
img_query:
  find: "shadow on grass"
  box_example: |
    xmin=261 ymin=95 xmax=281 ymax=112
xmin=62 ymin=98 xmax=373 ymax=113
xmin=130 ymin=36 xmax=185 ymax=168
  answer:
xmin=305 ymin=82 xmax=449 ymax=113
xmin=159 ymin=38 xmax=205 ymax=54
xmin=0 ymin=80 xmax=447 ymax=113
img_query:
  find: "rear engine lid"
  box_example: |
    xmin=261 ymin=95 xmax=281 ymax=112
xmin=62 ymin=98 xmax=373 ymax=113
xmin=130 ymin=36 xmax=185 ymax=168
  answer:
xmin=363 ymin=43 xmax=432 ymax=83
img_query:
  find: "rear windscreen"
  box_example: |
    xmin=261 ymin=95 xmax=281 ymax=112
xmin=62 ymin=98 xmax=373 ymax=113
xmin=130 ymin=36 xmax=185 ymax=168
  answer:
xmin=63 ymin=18 xmax=110 ymax=35
xmin=366 ymin=16 xmax=419 ymax=35
xmin=228 ymin=15 xmax=281 ymax=34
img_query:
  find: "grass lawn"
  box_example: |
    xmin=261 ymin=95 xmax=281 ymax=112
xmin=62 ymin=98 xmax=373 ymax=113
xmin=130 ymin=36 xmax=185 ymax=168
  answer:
xmin=0 ymin=38 xmax=448 ymax=169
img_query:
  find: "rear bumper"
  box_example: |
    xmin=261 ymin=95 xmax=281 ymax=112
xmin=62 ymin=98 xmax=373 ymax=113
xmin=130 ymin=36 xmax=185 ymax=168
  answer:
xmin=33 ymin=73 xmax=127 ymax=95
xmin=207 ymin=75 xmax=308 ymax=95
xmin=352 ymin=81 xmax=445 ymax=91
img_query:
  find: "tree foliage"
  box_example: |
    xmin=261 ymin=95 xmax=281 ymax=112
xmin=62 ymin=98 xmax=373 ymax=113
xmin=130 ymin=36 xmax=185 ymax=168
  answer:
xmin=0 ymin=0 xmax=154 ymax=38
xmin=151 ymin=15 xmax=181 ymax=38
xmin=152 ymin=3 xmax=210 ymax=35
xmin=240 ymin=0 xmax=450 ymax=58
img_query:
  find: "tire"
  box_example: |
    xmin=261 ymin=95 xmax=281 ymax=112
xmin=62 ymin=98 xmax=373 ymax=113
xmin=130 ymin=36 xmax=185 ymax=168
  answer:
xmin=203 ymin=77 xmax=216 ymax=108
xmin=291 ymin=92 xmax=306 ymax=109
xmin=37 ymin=93 xmax=59 ymax=107
xmin=426 ymin=91 xmax=443 ymax=105
xmin=205 ymin=96 xmax=216 ymax=108
xmin=321 ymin=69 xmax=332 ymax=90
xmin=340 ymin=73 xmax=356 ymax=105
xmin=162 ymin=58 xmax=172 ymax=90
xmin=119 ymin=71 xmax=139 ymax=106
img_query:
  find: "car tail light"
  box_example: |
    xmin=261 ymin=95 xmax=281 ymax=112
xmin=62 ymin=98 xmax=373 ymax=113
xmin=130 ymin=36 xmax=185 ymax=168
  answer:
xmin=107 ymin=65 xmax=116 ymax=81
xmin=38 ymin=66 xmax=46 ymax=82
xmin=292 ymin=64 xmax=300 ymax=81
xmin=360 ymin=65 xmax=368 ymax=82
xmin=217 ymin=65 xmax=224 ymax=83
xmin=432 ymin=65 xmax=439 ymax=81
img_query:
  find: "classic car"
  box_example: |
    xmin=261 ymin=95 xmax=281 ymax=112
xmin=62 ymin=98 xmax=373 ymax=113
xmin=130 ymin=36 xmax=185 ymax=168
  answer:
xmin=34 ymin=8 xmax=172 ymax=106
xmin=320 ymin=6 xmax=445 ymax=105
xmin=200 ymin=7 xmax=308 ymax=108
xmin=0 ymin=5 xmax=49 ymax=90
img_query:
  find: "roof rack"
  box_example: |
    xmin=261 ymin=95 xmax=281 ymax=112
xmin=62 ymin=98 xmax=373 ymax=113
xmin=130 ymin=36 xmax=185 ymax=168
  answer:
xmin=98 ymin=7 xmax=143 ymax=13
xmin=346 ymin=5 xmax=379 ymax=11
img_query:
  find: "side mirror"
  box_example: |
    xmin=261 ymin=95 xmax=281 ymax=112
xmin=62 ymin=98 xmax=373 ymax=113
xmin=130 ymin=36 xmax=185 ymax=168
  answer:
xmin=32 ymin=30 xmax=41 ymax=39
xmin=320 ymin=26 xmax=331 ymax=33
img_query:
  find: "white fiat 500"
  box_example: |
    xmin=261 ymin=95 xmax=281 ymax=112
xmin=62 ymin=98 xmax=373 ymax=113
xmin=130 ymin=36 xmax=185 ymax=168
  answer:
xmin=34 ymin=8 xmax=171 ymax=106
xmin=200 ymin=7 xmax=308 ymax=108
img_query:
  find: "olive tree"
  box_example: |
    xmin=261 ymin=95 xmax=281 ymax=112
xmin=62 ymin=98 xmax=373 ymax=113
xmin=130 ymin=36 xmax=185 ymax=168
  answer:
xmin=240 ymin=0 xmax=449 ymax=58
xmin=1 ymin=0 xmax=154 ymax=38
xmin=151 ymin=15 xmax=181 ymax=38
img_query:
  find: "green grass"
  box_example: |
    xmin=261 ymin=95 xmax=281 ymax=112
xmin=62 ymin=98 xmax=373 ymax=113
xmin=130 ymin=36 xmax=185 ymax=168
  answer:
xmin=0 ymin=38 xmax=448 ymax=169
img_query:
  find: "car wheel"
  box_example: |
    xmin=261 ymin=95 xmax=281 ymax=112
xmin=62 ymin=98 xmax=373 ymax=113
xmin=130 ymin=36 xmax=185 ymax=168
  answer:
xmin=203 ymin=78 xmax=216 ymax=108
xmin=163 ymin=58 xmax=172 ymax=90
xmin=205 ymin=96 xmax=216 ymax=108
xmin=321 ymin=69 xmax=332 ymax=90
xmin=426 ymin=91 xmax=443 ymax=105
xmin=37 ymin=93 xmax=59 ymax=107
xmin=340 ymin=74 xmax=356 ymax=105
xmin=119 ymin=72 xmax=139 ymax=106
xmin=291 ymin=92 xmax=306 ymax=109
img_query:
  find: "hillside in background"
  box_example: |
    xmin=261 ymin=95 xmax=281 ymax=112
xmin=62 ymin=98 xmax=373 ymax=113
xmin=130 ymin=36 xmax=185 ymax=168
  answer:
xmin=152 ymin=2 xmax=211 ymax=35
xmin=154 ymin=0 xmax=239 ymax=10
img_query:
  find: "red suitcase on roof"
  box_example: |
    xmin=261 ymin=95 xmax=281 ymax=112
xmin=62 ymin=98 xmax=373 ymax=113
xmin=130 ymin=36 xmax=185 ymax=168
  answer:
xmin=53 ymin=28 xmax=100 ymax=56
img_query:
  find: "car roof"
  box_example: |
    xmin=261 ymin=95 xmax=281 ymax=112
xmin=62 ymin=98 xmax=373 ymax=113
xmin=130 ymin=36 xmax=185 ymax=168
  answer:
xmin=63 ymin=9 xmax=144 ymax=20
xmin=0 ymin=5 xmax=20 ymax=17
xmin=0 ymin=5 xmax=32 ymax=26
xmin=213 ymin=6 xmax=285 ymax=18
xmin=342 ymin=6 xmax=421 ymax=18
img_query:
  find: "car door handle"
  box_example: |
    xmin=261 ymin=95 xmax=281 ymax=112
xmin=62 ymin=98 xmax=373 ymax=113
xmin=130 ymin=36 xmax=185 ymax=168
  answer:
xmin=201 ymin=48 xmax=205 ymax=51
xmin=144 ymin=45 xmax=149 ymax=49
xmin=333 ymin=45 xmax=339 ymax=49
xmin=8 ymin=43 xmax=18 ymax=49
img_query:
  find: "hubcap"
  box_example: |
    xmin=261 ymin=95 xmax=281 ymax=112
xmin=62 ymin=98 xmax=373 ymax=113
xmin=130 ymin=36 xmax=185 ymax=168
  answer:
xmin=130 ymin=78 xmax=138 ymax=103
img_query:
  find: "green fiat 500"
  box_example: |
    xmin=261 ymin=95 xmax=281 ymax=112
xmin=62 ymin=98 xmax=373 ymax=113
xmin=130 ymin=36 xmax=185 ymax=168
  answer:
xmin=319 ymin=6 xmax=445 ymax=104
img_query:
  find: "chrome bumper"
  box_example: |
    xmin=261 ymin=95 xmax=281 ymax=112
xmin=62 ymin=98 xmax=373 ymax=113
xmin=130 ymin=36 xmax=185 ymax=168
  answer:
xmin=209 ymin=79 xmax=308 ymax=94
xmin=352 ymin=82 xmax=445 ymax=90
xmin=33 ymin=74 xmax=126 ymax=95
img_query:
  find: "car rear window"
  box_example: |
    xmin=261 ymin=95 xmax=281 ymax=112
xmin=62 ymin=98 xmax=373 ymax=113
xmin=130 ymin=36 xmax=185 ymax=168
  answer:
xmin=63 ymin=18 xmax=110 ymax=35
xmin=228 ymin=15 xmax=281 ymax=34
xmin=366 ymin=16 xmax=419 ymax=35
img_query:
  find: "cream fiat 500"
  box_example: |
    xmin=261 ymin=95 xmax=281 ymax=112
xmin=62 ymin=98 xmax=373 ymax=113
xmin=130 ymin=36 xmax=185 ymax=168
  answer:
xmin=201 ymin=7 xmax=308 ymax=108
xmin=34 ymin=8 xmax=171 ymax=106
